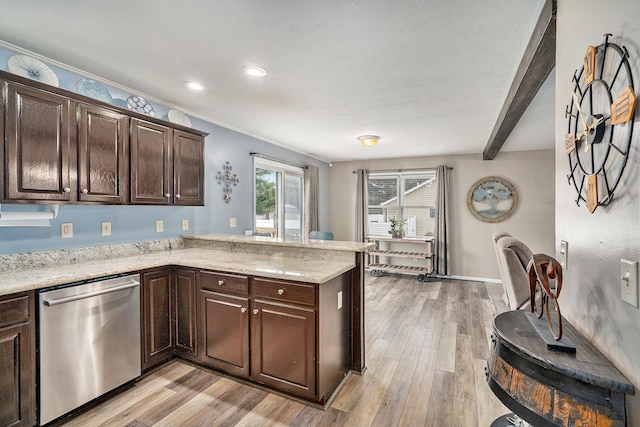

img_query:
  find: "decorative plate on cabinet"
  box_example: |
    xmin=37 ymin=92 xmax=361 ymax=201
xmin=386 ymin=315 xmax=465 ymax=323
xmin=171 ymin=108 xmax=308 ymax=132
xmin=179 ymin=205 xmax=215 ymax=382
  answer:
xmin=167 ymin=109 xmax=192 ymax=127
xmin=7 ymin=54 xmax=59 ymax=87
xmin=126 ymin=95 xmax=155 ymax=117
xmin=76 ymin=79 xmax=113 ymax=103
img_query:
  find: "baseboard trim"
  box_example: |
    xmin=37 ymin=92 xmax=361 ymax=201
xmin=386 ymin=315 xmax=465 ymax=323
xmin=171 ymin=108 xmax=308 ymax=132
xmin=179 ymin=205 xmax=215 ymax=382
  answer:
xmin=431 ymin=274 xmax=502 ymax=284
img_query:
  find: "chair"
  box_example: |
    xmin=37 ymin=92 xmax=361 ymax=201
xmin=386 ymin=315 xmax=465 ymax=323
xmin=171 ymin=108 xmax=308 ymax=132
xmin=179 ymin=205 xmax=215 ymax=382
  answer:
xmin=309 ymin=231 xmax=334 ymax=240
xmin=492 ymin=232 xmax=533 ymax=310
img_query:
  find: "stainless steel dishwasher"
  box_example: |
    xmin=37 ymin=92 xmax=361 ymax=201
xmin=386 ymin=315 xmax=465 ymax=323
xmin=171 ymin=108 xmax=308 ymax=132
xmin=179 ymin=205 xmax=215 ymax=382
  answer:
xmin=38 ymin=273 xmax=141 ymax=425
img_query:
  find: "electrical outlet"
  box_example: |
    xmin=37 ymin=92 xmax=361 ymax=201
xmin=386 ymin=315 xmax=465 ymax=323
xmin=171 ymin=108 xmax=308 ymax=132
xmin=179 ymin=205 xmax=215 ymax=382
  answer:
xmin=621 ymin=259 xmax=638 ymax=308
xmin=101 ymin=221 xmax=111 ymax=236
xmin=230 ymin=218 xmax=237 ymax=228
xmin=155 ymin=220 xmax=164 ymax=233
xmin=182 ymin=219 xmax=189 ymax=231
xmin=61 ymin=223 xmax=73 ymax=239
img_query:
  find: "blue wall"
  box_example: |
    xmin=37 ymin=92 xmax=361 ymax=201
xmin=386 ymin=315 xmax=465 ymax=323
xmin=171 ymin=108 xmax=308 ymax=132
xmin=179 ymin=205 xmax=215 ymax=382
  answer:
xmin=0 ymin=46 xmax=330 ymax=254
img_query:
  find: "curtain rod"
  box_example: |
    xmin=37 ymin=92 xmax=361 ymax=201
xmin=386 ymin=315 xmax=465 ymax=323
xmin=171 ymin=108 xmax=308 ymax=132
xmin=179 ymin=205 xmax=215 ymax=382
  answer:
xmin=250 ymin=152 xmax=307 ymax=169
xmin=352 ymin=166 xmax=453 ymax=173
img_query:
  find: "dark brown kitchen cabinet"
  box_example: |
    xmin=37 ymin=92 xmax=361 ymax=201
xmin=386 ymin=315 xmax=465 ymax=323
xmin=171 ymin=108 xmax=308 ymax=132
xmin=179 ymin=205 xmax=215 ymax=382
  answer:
xmin=77 ymin=103 xmax=128 ymax=203
xmin=141 ymin=268 xmax=174 ymax=370
xmin=130 ymin=119 xmax=172 ymax=205
xmin=175 ymin=268 xmax=198 ymax=358
xmin=251 ymin=298 xmax=316 ymax=400
xmin=4 ymin=81 xmax=74 ymax=202
xmin=173 ymin=130 xmax=204 ymax=206
xmin=130 ymin=120 xmax=205 ymax=206
xmin=0 ymin=291 xmax=36 ymax=427
xmin=199 ymin=271 xmax=250 ymax=378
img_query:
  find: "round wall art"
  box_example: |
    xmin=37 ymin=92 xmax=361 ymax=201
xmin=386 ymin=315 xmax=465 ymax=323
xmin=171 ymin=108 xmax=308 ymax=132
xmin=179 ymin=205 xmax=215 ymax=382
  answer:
xmin=467 ymin=176 xmax=518 ymax=223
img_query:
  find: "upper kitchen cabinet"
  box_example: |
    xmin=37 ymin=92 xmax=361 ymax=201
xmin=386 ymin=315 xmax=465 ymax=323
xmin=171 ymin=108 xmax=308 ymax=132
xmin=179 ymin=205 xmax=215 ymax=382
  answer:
xmin=130 ymin=120 xmax=205 ymax=206
xmin=77 ymin=104 xmax=128 ymax=203
xmin=130 ymin=119 xmax=172 ymax=205
xmin=3 ymin=81 xmax=74 ymax=202
xmin=174 ymin=130 xmax=204 ymax=206
xmin=1 ymin=70 xmax=207 ymax=206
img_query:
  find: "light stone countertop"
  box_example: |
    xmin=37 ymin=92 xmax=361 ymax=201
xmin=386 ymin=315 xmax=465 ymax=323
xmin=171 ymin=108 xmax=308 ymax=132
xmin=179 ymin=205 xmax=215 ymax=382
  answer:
xmin=0 ymin=248 xmax=356 ymax=296
xmin=182 ymin=233 xmax=375 ymax=252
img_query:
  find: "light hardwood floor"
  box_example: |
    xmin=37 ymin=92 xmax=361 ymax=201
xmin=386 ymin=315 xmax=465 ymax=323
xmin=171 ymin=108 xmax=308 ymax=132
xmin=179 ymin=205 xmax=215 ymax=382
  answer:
xmin=58 ymin=275 xmax=510 ymax=427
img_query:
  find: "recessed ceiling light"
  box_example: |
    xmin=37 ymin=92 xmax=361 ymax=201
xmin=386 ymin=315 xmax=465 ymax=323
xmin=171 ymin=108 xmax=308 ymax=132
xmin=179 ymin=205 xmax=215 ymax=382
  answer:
xmin=184 ymin=81 xmax=205 ymax=91
xmin=243 ymin=65 xmax=267 ymax=77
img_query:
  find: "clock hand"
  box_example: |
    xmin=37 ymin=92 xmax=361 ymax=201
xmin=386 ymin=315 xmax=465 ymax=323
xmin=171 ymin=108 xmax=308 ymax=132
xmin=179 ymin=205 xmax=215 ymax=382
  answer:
xmin=569 ymin=83 xmax=589 ymax=133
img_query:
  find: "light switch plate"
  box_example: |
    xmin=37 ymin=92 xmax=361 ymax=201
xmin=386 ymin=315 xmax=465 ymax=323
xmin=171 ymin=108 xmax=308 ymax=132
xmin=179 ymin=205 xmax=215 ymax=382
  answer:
xmin=155 ymin=220 xmax=164 ymax=233
xmin=101 ymin=221 xmax=111 ymax=236
xmin=182 ymin=219 xmax=189 ymax=231
xmin=621 ymin=259 xmax=638 ymax=308
xmin=230 ymin=218 xmax=237 ymax=228
xmin=560 ymin=240 xmax=568 ymax=270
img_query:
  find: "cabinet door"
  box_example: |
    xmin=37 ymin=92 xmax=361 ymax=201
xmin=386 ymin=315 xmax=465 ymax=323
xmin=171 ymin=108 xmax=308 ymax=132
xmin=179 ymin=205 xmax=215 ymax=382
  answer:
xmin=175 ymin=268 xmax=197 ymax=357
xmin=77 ymin=104 xmax=128 ymax=203
xmin=142 ymin=269 xmax=174 ymax=370
xmin=130 ymin=119 xmax=172 ymax=204
xmin=0 ymin=293 xmax=35 ymax=427
xmin=251 ymin=300 xmax=316 ymax=399
xmin=173 ymin=130 xmax=204 ymax=206
xmin=5 ymin=82 xmax=73 ymax=201
xmin=200 ymin=289 xmax=249 ymax=378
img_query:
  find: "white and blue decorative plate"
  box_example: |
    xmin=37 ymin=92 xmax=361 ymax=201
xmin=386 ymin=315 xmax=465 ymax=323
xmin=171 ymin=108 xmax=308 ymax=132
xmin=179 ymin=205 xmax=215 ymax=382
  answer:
xmin=167 ymin=109 xmax=192 ymax=127
xmin=126 ymin=95 xmax=155 ymax=117
xmin=7 ymin=55 xmax=59 ymax=87
xmin=76 ymin=79 xmax=113 ymax=103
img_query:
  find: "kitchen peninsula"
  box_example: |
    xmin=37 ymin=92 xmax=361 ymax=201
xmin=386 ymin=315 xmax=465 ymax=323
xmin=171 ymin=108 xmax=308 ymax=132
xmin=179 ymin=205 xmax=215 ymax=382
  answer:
xmin=0 ymin=234 xmax=373 ymax=426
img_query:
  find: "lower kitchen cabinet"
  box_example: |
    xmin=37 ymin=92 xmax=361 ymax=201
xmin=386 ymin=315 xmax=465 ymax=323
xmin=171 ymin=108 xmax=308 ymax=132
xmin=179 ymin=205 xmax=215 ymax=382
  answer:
xmin=199 ymin=271 xmax=250 ymax=377
xmin=175 ymin=268 xmax=198 ymax=358
xmin=0 ymin=291 xmax=36 ymax=427
xmin=251 ymin=299 xmax=316 ymax=400
xmin=197 ymin=272 xmax=350 ymax=403
xmin=141 ymin=268 xmax=174 ymax=370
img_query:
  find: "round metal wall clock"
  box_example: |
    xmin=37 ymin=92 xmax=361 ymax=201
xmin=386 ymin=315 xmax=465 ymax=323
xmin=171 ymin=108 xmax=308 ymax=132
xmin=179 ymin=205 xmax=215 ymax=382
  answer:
xmin=564 ymin=33 xmax=637 ymax=214
xmin=467 ymin=176 xmax=518 ymax=223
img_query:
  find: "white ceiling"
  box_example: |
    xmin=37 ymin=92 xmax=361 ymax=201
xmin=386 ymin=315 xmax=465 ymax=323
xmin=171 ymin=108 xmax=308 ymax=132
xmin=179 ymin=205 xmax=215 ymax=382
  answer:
xmin=0 ymin=0 xmax=554 ymax=162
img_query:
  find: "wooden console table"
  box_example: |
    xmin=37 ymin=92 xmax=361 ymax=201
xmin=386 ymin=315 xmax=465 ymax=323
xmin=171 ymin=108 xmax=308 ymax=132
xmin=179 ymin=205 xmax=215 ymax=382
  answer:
xmin=367 ymin=236 xmax=433 ymax=281
xmin=486 ymin=310 xmax=635 ymax=426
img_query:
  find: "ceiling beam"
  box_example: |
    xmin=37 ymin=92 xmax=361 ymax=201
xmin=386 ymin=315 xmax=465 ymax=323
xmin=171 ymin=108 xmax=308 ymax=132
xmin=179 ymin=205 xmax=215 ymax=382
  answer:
xmin=483 ymin=0 xmax=556 ymax=160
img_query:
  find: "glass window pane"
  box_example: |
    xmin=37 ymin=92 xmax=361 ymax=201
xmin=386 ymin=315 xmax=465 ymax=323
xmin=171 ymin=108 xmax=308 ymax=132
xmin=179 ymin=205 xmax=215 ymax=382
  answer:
xmin=255 ymin=168 xmax=276 ymax=236
xmin=284 ymin=174 xmax=303 ymax=240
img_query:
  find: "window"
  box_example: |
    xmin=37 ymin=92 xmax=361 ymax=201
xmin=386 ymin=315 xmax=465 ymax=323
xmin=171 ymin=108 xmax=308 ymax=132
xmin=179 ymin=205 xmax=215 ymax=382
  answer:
xmin=367 ymin=170 xmax=437 ymax=237
xmin=254 ymin=157 xmax=304 ymax=240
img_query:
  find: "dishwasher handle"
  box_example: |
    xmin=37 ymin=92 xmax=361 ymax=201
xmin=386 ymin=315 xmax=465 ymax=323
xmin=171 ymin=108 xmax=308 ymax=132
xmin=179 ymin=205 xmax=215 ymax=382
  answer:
xmin=42 ymin=281 xmax=140 ymax=307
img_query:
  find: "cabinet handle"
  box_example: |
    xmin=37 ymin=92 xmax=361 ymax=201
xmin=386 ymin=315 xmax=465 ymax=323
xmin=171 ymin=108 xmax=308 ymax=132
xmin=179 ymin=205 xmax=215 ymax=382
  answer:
xmin=165 ymin=193 xmax=171 ymax=198
xmin=241 ymin=307 xmax=247 ymax=313
xmin=277 ymin=289 xmax=285 ymax=295
xmin=253 ymin=309 xmax=259 ymax=315
xmin=176 ymin=194 xmax=181 ymax=199
xmin=81 ymin=188 xmax=88 ymax=194
xmin=63 ymin=187 xmax=71 ymax=193
xmin=218 ymin=280 xmax=224 ymax=286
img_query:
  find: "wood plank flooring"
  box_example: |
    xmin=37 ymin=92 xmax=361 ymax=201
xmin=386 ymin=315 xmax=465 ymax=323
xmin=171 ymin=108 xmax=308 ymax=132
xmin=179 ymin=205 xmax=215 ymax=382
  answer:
xmin=58 ymin=275 xmax=510 ymax=427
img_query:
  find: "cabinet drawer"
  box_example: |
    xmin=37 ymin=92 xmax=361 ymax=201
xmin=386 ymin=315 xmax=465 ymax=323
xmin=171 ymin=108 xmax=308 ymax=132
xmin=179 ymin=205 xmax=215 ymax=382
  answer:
xmin=0 ymin=294 xmax=31 ymax=328
xmin=200 ymin=271 xmax=249 ymax=295
xmin=254 ymin=279 xmax=316 ymax=306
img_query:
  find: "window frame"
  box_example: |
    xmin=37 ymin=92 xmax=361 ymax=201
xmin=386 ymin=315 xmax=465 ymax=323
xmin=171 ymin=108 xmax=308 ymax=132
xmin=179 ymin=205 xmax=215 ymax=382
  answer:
xmin=253 ymin=157 xmax=304 ymax=239
xmin=367 ymin=169 xmax=437 ymax=238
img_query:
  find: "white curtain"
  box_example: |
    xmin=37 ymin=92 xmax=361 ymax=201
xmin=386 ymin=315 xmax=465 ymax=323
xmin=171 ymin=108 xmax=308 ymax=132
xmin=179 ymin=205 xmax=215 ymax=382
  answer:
xmin=303 ymin=165 xmax=319 ymax=238
xmin=434 ymin=165 xmax=450 ymax=275
xmin=354 ymin=169 xmax=369 ymax=242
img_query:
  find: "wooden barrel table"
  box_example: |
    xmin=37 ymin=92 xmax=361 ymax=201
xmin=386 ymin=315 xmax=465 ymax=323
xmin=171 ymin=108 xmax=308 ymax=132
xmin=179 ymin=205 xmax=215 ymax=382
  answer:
xmin=486 ymin=310 xmax=635 ymax=426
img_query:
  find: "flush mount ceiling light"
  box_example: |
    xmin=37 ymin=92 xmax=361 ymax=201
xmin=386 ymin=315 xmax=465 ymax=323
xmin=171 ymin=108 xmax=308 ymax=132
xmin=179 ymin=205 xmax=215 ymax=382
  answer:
xmin=243 ymin=65 xmax=267 ymax=77
xmin=358 ymin=135 xmax=381 ymax=147
xmin=184 ymin=81 xmax=205 ymax=91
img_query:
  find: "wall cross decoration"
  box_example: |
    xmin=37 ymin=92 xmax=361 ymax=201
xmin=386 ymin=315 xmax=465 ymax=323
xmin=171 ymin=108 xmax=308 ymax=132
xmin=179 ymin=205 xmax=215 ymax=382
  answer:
xmin=216 ymin=161 xmax=239 ymax=203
